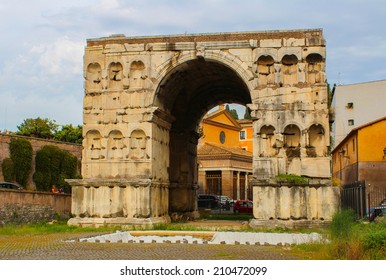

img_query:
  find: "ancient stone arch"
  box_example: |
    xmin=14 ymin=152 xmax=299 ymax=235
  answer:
xmin=68 ymin=29 xmax=339 ymax=228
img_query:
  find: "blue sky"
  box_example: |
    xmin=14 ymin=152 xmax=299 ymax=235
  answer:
xmin=1 ymin=0 xmax=385 ymax=131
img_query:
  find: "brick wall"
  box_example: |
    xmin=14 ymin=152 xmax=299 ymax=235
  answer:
xmin=0 ymin=189 xmax=71 ymax=224
xmin=0 ymin=134 xmax=82 ymax=190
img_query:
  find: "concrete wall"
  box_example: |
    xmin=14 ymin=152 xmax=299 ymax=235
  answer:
xmin=0 ymin=134 xmax=82 ymax=190
xmin=0 ymin=189 xmax=71 ymax=224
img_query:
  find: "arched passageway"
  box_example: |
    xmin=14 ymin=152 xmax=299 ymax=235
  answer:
xmin=154 ymin=59 xmax=251 ymax=217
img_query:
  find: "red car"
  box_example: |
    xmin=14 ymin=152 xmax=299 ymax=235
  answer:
xmin=233 ymin=200 xmax=253 ymax=214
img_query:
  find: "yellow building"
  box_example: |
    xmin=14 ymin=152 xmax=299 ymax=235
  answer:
xmin=332 ymin=116 xmax=386 ymax=206
xmin=238 ymin=119 xmax=253 ymax=152
xmin=197 ymin=105 xmax=253 ymax=200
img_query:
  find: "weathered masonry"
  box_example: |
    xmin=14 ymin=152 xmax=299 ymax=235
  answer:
xmin=67 ymin=29 xmax=339 ymax=228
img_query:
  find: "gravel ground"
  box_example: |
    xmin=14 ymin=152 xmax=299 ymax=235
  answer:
xmin=0 ymin=220 xmax=309 ymax=260
xmin=0 ymin=231 xmax=303 ymax=260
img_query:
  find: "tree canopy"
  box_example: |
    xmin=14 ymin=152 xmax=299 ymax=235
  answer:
xmin=16 ymin=117 xmax=58 ymax=139
xmin=16 ymin=118 xmax=83 ymax=144
xmin=54 ymin=124 xmax=83 ymax=144
xmin=225 ymin=104 xmax=239 ymax=120
xmin=243 ymin=107 xmax=252 ymax=119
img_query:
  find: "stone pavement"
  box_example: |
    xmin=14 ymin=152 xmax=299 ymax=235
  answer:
xmin=0 ymin=221 xmax=317 ymax=260
xmin=0 ymin=232 xmax=303 ymax=260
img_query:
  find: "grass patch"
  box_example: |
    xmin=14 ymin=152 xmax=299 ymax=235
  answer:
xmin=294 ymin=209 xmax=386 ymax=260
xmin=213 ymin=252 xmax=238 ymax=259
xmin=151 ymin=223 xmax=208 ymax=231
xmin=200 ymin=213 xmax=252 ymax=221
xmin=0 ymin=220 xmax=115 ymax=236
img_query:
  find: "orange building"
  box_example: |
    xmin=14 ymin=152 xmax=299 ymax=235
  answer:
xmin=238 ymin=118 xmax=253 ymax=152
xmin=197 ymin=105 xmax=253 ymax=200
xmin=332 ymin=116 xmax=386 ymax=206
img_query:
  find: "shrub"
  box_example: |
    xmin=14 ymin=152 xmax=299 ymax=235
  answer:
xmin=9 ymin=138 xmax=33 ymax=187
xmin=1 ymin=157 xmax=15 ymax=182
xmin=33 ymin=145 xmax=79 ymax=192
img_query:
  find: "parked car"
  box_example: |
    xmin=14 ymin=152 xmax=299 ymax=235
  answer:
xmin=369 ymin=198 xmax=386 ymax=221
xmin=233 ymin=199 xmax=253 ymax=214
xmin=197 ymin=194 xmax=220 ymax=209
xmin=0 ymin=182 xmax=23 ymax=190
xmin=218 ymin=195 xmax=233 ymax=207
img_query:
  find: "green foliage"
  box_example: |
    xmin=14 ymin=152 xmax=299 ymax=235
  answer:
xmin=225 ymin=104 xmax=239 ymax=120
xmin=330 ymin=208 xmax=356 ymax=240
xmin=200 ymin=213 xmax=252 ymax=221
xmin=9 ymin=138 xmax=33 ymax=187
xmin=276 ymin=174 xmax=309 ymax=184
xmin=1 ymin=157 xmax=15 ymax=182
xmin=363 ymin=229 xmax=386 ymax=250
xmin=54 ymin=124 xmax=83 ymax=144
xmin=16 ymin=117 xmax=58 ymax=139
xmin=33 ymin=145 xmax=79 ymax=192
xmin=243 ymin=107 xmax=251 ymax=119
xmin=0 ymin=221 xmax=113 ymax=235
xmin=325 ymin=210 xmax=385 ymax=259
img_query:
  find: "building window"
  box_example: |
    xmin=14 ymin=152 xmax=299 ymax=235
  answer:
xmin=346 ymin=102 xmax=354 ymax=109
xmin=348 ymin=119 xmax=354 ymax=126
xmin=240 ymin=130 xmax=246 ymax=140
xmin=219 ymin=131 xmax=226 ymax=144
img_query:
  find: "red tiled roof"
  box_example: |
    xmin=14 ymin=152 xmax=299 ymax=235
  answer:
xmin=198 ymin=142 xmax=252 ymax=157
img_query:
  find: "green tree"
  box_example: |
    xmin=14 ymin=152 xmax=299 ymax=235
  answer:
xmin=1 ymin=158 xmax=15 ymax=182
xmin=54 ymin=124 xmax=83 ymax=144
xmin=243 ymin=107 xmax=251 ymax=119
xmin=225 ymin=104 xmax=239 ymax=120
xmin=16 ymin=117 xmax=58 ymax=139
xmin=9 ymin=138 xmax=33 ymax=187
xmin=33 ymin=145 xmax=79 ymax=192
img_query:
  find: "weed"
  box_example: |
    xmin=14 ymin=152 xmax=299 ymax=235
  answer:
xmin=329 ymin=208 xmax=356 ymax=240
xmin=276 ymin=174 xmax=309 ymax=184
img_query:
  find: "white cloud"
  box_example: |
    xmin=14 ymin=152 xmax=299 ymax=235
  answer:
xmin=1 ymin=0 xmax=386 ymax=131
xmin=30 ymin=37 xmax=84 ymax=75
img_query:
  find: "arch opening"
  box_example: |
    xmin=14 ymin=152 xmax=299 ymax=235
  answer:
xmin=154 ymin=59 xmax=252 ymax=218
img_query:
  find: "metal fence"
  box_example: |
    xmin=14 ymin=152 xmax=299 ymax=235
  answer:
xmin=341 ymin=181 xmax=386 ymax=219
xmin=341 ymin=181 xmax=367 ymax=219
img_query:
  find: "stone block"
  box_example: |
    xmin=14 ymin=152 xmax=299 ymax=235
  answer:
xmin=260 ymin=39 xmax=282 ymax=48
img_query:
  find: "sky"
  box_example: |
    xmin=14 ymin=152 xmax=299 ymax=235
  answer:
xmin=1 ymin=0 xmax=385 ymax=132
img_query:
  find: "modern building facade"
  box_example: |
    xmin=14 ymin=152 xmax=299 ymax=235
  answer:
xmin=331 ymin=80 xmax=386 ymax=148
